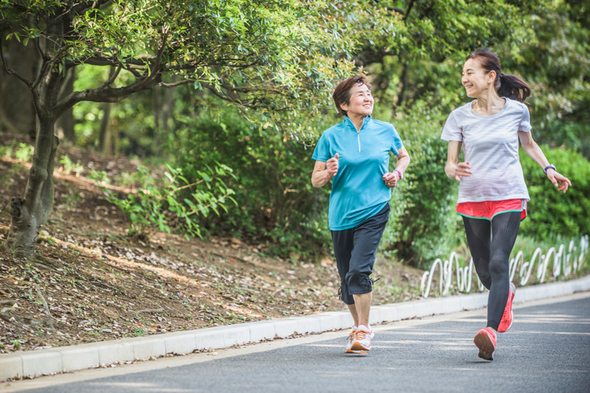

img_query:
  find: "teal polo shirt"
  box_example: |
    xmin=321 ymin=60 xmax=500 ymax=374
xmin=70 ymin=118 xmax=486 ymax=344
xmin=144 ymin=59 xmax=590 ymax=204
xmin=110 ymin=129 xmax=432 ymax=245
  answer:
xmin=312 ymin=116 xmax=404 ymax=231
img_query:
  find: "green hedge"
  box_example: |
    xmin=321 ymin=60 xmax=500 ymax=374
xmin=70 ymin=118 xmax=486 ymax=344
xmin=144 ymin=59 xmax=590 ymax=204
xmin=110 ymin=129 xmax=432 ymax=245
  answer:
xmin=520 ymin=145 xmax=590 ymax=240
xmin=383 ymin=132 xmax=460 ymax=267
xmin=171 ymin=109 xmax=330 ymax=259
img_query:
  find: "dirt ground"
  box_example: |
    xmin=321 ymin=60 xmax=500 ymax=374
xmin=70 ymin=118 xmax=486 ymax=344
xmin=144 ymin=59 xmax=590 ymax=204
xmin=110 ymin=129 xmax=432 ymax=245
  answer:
xmin=0 ymin=141 xmax=424 ymax=353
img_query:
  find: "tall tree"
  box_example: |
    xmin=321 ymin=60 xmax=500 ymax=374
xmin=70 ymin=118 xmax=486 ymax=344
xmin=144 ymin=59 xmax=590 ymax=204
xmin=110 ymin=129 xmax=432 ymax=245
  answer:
xmin=0 ymin=0 xmax=402 ymax=255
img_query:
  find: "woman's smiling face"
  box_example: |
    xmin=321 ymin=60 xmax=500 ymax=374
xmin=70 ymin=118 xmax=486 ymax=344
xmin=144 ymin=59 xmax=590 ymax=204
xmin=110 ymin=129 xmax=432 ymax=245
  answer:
xmin=340 ymin=83 xmax=374 ymax=117
xmin=462 ymin=57 xmax=496 ymax=98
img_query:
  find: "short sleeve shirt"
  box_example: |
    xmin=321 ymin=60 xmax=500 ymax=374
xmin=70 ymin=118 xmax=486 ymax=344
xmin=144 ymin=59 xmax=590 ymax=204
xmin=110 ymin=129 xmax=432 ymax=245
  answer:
xmin=312 ymin=116 xmax=403 ymax=231
xmin=441 ymin=97 xmax=532 ymax=203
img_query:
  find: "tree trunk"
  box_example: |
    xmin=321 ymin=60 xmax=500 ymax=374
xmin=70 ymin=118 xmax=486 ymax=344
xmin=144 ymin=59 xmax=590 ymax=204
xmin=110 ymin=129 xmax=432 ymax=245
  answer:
xmin=396 ymin=62 xmax=409 ymax=108
xmin=8 ymin=116 xmax=59 ymax=256
xmin=8 ymin=16 xmax=64 ymax=255
xmin=98 ymin=102 xmax=112 ymax=153
xmin=56 ymin=68 xmax=76 ymax=143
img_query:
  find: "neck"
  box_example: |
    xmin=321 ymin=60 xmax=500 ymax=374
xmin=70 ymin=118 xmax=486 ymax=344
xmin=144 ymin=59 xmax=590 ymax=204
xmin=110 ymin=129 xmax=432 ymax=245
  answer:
xmin=347 ymin=113 xmax=365 ymax=131
xmin=474 ymin=90 xmax=504 ymax=115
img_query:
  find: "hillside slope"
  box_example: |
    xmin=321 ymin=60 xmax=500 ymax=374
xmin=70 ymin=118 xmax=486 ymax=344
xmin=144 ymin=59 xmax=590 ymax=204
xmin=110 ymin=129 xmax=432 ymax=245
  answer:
xmin=0 ymin=140 xmax=423 ymax=353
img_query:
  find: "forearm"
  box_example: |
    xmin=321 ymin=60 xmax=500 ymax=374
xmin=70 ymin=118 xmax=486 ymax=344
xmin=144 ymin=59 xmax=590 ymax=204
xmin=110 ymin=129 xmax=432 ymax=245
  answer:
xmin=445 ymin=141 xmax=461 ymax=178
xmin=394 ymin=155 xmax=410 ymax=176
xmin=311 ymin=169 xmax=332 ymax=188
xmin=523 ymin=141 xmax=550 ymax=169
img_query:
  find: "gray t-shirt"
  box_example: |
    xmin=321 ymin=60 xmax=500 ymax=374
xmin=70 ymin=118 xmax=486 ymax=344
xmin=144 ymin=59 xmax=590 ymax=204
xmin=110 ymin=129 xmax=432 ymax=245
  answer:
xmin=441 ymin=97 xmax=532 ymax=203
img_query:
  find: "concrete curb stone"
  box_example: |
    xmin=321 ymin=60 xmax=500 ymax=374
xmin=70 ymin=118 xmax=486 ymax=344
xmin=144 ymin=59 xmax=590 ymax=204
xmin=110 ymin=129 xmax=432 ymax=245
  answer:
xmin=1 ymin=274 xmax=589 ymax=381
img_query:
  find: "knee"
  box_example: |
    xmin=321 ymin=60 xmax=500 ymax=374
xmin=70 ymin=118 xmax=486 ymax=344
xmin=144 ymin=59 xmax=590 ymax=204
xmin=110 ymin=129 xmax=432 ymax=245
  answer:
xmin=339 ymin=280 xmax=354 ymax=305
xmin=489 ymin=258 xmax=508 ymax=278
xmin=346 ymin=271 xmax=372 ymax=294
xmin=478 ymin=273 xmax=492 ymax=289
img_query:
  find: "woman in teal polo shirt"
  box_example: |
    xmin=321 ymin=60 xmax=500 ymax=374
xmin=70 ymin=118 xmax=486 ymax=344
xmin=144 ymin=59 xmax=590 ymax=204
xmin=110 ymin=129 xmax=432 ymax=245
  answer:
xmin=311 ymin=75 xmax=410 ymax=354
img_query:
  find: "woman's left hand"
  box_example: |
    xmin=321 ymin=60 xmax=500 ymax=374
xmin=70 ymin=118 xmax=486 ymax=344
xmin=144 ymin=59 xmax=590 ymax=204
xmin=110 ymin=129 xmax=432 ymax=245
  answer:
xmin=383 ymin=171 xmax=400 ymax=188
xmin=547 ymin=169 xmax=572 ymax=192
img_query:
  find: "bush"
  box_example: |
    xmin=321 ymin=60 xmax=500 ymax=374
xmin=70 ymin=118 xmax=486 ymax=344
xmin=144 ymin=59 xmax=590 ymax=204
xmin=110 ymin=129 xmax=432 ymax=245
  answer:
xmin=104 ymin=164 xmax=236 ymax=238
xmin=383 ymin=131 xmax=460 ymax=268
xmin=520 ymin=145 xmax=590 ymax=240
xmin=170 ymin=109 xmax=331 ymax=259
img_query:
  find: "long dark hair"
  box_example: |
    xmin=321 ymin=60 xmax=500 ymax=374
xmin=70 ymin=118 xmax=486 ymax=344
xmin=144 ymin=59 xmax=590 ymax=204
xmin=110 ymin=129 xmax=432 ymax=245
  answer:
xmin=467 ymin=49 xmax=531 ymax=102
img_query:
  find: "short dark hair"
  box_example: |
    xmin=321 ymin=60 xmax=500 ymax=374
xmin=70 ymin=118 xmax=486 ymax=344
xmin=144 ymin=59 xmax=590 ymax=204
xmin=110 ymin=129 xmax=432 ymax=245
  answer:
xmin=332 ymin=76 xmax=371 ymax=116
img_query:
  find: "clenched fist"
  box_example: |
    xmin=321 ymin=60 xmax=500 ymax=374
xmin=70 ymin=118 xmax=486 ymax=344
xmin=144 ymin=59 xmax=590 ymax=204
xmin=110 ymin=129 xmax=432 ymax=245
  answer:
xmin=326 ymin=153 xmax=339 ymax=178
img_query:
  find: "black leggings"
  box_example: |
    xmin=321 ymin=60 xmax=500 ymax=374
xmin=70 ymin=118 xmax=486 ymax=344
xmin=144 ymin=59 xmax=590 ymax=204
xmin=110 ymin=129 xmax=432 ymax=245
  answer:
xmin=463 ymin=212 xmax=521 ymax=330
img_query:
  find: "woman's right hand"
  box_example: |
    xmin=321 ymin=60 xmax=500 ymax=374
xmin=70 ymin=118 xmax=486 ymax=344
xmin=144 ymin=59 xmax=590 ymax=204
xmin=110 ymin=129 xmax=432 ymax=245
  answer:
xmin=445 ymin=161 xmax=472 ymax=181
xmin=326 ymin=153 xmax=339 ymax=178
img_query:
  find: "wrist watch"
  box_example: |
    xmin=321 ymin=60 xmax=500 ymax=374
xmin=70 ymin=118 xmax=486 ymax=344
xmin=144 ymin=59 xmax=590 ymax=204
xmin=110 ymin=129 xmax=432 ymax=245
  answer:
xmin=543 ymin=164 xmax=556 ymax=174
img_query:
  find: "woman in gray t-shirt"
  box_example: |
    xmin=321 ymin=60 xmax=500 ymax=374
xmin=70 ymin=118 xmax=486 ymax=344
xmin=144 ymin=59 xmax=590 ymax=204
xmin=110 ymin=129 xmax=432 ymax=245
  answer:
xmin=441 ymin=49 xmax=571 ymax=361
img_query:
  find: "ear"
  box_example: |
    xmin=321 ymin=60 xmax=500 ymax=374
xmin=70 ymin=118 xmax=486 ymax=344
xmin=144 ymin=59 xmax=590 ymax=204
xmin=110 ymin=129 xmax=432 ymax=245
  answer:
xmin=339 ymin=102 xmax=349 ymax=112
xmin=488 ymin=70 xmax=498 ymax=82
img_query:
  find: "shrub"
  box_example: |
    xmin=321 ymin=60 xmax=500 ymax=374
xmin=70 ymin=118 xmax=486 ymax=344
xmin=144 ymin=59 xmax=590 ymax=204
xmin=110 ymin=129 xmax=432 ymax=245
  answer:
xmin=105 ymin=164 xmax=236 ymax=238
xmin=520 ymin=145 xmax=590 ymax=240
xmin=383 ymin=132 xmax=460 ymax=268
xmin=170 ymin=109 xmax=331 ymax=259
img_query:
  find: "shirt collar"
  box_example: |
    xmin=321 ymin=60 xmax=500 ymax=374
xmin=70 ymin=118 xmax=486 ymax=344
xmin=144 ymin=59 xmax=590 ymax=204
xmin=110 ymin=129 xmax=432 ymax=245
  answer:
xmin=342 ymin=115 xmax=372 ymax=131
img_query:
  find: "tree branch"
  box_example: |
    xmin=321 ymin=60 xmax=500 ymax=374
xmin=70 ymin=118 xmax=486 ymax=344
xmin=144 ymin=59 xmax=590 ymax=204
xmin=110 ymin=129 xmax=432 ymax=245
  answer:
xmin=33 ymin=35 xmax=48 ymax=61
xmin=106 ymin=65 xmax=122 ymax=86
xmin=158 ymin=79 xmax=194 ymax=88
xmin=54 ymin=25 xmax=171 ymax=115
xmin=55 ymin=74 xmax=158 ymax=116
xmin=404 ymin=0 xmax=415 ymax=21
xmin=0 ymin=38 xmax=34 ymax=88
xmin=68 ymin=0 xmax=116 ymax=18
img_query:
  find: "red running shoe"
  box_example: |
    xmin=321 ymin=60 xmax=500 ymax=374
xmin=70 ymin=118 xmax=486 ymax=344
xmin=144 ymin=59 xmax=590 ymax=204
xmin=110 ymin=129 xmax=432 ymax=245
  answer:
xmin=474 ymin=327 xmax=497 ymax=360
xmin=498 ymin=282 xmax=516 ymax=333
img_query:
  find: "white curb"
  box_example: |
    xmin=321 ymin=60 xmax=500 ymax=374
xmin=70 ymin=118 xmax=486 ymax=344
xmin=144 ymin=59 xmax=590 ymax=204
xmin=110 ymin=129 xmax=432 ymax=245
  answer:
xmin=1 ymin=274 xmax=589 ymax=381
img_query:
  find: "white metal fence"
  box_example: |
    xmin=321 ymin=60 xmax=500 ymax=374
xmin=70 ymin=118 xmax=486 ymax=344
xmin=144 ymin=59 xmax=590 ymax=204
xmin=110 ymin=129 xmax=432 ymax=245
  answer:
xmin=420 ymin=235 xmax=589 ymax=298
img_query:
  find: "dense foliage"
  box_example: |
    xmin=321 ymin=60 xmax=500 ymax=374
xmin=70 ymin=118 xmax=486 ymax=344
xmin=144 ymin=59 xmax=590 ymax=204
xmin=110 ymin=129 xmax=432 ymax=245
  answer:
xmin=520 ymin=146 xmax=590 ymax=240
xmin=2 ymin=0 xmax=588 ymax=264
xmin=170 ymin=105 xmax=331 ymax=258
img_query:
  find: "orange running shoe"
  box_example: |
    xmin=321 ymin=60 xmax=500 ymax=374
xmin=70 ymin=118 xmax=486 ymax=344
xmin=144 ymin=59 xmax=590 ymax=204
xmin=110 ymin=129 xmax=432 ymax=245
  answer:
xmin=474 ymin=327 xmax=497 ymax=361
xmin=498 ymin=282 xmax=516 ymax=333
xmin=350 ymin=325 xmax=373 ymax=351
xmin=345 ymin=328 xmax=357 ymax=353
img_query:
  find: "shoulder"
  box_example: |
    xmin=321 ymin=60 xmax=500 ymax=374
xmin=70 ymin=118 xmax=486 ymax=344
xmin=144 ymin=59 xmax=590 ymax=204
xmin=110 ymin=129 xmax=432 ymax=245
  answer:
xmin=320 ymin=122 xmax=344 ymax=138
xmin=370 ymin=118 xmax=393 ymax=127
xmin=369 ymin=118 xmax=397 ymax=132
xmin=505 ymin=98 xmax=529 ymax=112
xmin=450 ymin=102 xmax=472 ymax=118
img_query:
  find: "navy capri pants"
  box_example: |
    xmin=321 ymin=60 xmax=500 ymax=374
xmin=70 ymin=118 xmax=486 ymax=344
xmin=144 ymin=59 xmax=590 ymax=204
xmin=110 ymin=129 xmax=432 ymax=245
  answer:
xmin=331 ymin=204 xmax=390 ymax=305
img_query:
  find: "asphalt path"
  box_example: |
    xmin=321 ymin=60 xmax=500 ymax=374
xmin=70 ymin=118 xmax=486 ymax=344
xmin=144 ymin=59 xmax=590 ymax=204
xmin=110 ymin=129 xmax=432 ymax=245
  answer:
xmin=5 ymin=293 xmax=590 ymax=393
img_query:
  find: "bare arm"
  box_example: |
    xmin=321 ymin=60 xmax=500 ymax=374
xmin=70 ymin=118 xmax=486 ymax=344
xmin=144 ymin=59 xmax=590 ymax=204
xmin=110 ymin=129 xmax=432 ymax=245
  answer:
xmin=382 ymin=147 xmax=411 ymax=187
xmin=311 ymin=161 xmax=331 ymax=188
xmin=311 ymin=153 xmax=339 ymax=188
xmin=444 ymin=141 xmax=471 ymax=181
xmin=519 ymin=131 xmax=571 ymax=192
xmin=395 ymin=147 xmax=411 ymax=175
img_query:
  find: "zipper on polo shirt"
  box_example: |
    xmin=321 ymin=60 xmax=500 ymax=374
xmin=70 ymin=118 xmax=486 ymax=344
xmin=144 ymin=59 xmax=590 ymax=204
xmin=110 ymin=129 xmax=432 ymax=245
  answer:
xmin=357 ymin=131 xmax=361 ymax=152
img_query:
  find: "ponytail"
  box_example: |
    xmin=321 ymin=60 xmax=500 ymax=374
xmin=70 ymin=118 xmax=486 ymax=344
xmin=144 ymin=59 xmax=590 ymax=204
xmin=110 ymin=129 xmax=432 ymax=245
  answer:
xmin=497 ymin=73 xmax=531 ymax=102
xmin=467 ymin=49 xmax=531 ymax=103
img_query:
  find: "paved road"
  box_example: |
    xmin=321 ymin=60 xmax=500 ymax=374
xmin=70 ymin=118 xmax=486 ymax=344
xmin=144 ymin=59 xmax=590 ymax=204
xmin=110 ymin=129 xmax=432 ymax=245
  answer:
xmin=8 ymin=294 xmax=590 ymax=393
